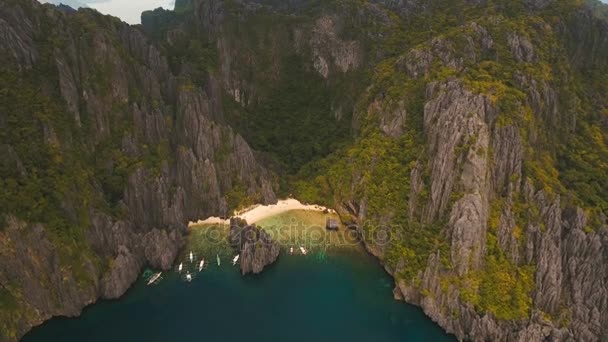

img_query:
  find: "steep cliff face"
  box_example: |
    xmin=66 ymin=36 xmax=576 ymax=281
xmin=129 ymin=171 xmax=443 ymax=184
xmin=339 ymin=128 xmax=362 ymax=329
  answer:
xmin=0 ymin=0 xmax=276 ymax=340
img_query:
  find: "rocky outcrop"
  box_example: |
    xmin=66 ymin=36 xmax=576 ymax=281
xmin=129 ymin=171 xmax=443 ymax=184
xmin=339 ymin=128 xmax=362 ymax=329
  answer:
xmin=309 ymin=15 xmax=362 ymax=79
xmin=86 ymin=211 xmax=184 ymax=298
xmin=508 ymin=33 xmax=536 ymax=63
xmin=393 ymin=185 xmax=606 ymax=341
xmin=0 ymin=217 xmax=98 ymax=341
xmin=229 ymin=218 xmax=280 ymax=275
xmin=397 ymin=21 xmax=494 ymax=79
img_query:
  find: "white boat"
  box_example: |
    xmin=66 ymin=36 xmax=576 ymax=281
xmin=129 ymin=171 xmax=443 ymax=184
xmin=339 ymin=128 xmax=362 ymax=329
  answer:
xmin=178 ymin=263 xmax=183 ymax=273
xmin=300 ymin=246 xmax=307 ymax=255
xmin=147 ymin=272 xmax=162 ymax=285
xmin=189 ymin=251 xmax=194 ymax=263
xmin=217 ymin=254 xmax=221 ymax=266
xmin=232 ymin=255 xmax=240 ymax=266
xmin=290 ymin=247 xmax=293 ymax=255
xmin=186 ymin=273 xmax=192 ymax=282
xmin=198 ymin=258 xmax=205 ymax=272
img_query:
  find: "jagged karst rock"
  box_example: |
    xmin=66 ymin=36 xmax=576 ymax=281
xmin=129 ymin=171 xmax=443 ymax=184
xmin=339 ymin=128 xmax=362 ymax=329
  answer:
xmin=0 ymin=217 xmax=99 ymax=340
xmin=492 ymin=125 xmax=523 ymax=194
xmin=309 ymin=15 xmax=362 ymax=78
xmin=100 ymin=246 xmax=141 ymax=299
xmin=229 ymin=218 xmax=280 ymax=275
xmin=423 ymin=80 xmax=492 ymax=275
xmin=508 ymin=32 xmax=536 ymax=63
xmin=0 ymin=4 xmax=38 ymax=70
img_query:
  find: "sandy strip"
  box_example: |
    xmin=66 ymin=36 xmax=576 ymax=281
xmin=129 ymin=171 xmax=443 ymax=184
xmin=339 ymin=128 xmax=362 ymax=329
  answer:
xmin=188 ymin=198 xmax=335 ymax=227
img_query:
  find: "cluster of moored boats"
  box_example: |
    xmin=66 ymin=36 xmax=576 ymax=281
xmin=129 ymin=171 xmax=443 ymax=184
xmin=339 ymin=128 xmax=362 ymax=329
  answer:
xmin=147 ymin=246 xmax=310 ymax=286
xmin=289 ymin=246 xmax=308 ymax=255
xmin=146 ymin=250 xmax=240 ymax=286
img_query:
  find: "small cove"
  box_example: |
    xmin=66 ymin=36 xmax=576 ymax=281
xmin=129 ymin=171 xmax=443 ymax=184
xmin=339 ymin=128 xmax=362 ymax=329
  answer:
xmin=24 ymin=208 xmax=454 ymax=342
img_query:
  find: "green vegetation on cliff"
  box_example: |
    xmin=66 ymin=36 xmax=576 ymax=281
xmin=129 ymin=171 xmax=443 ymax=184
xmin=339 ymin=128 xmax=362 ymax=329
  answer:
xmin=227 ymin=54 xmax=353 ymax=174
xmin=453 ymin=200 xmax=536 ymax=321
xmin=291 ymin=0 xmax=607 ymax=325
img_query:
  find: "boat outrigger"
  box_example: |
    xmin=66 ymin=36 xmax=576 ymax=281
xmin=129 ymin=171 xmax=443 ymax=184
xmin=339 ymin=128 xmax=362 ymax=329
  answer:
xmin=189 ymin=251 xmax=194 ymax=263
xmin=198 ymin=258 xmax=205 ymax=272
xmin=290 ymin=247 xmax=293 ymax=255
xmin=217 ymin=254 xmax=221 ymax=266
xmin=178 ymin=263 xmax=183 ymax=273
xmin=185 ymin=272 xmax=192 ymax=282
xmin=232 ymin=255 xmax=240 ymax=266
xmin=300 ymin=246 xmax=307 ymax=255
xmin=147 ymin=272 xmax=162 ymax=286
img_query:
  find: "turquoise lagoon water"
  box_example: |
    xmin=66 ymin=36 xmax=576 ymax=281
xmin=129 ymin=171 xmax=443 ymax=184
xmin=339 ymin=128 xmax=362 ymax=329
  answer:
xmin=24 ymin=213 xmax=454 ymax=342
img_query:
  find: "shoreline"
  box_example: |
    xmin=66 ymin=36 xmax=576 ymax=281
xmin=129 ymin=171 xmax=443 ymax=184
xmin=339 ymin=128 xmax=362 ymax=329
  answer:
xmin=188 ymin=198 xmax=336 ymax=227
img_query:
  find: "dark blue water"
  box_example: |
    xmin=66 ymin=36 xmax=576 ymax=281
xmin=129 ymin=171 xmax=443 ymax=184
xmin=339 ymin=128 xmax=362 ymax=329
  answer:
xmin=23 ymin=249 xmax=453 ymax=342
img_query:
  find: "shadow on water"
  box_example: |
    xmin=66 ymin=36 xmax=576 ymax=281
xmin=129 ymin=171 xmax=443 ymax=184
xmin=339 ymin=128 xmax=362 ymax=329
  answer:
xmin=23 ymin=211 xmax=456 ymax=342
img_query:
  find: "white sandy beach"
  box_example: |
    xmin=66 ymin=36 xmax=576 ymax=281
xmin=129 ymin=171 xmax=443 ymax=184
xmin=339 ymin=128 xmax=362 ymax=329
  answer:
xmin=188 ymin=198 xmax=336 ymax=227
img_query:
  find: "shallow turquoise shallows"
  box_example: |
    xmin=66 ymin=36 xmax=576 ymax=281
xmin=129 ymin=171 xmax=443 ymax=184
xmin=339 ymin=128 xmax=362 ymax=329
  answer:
xmin=23 ymin=248 xmax=454 ymax=342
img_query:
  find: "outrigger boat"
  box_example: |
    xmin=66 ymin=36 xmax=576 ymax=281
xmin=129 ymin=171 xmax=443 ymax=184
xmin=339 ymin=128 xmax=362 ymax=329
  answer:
xmin=232 ymin=255 xmax=240 ymax=266
xmin=300 ymin=246 xmax=307 ymax=255
xmin=147 ymin=272 xmax=162 ymax=286
xmin=178 ymin=262 xmax=183 ymax=273
xmin=189 ymin=251 xmax=194 ymax=263
xmin=216 ymin=254 xmax=221 ymax=266
xmin=198 ymin=258 xmax=205 ymax=272
xmin=185 ymin=272 xmax=192 ymax=282
xmin=290 ymin=247 xmax=293 ymax=255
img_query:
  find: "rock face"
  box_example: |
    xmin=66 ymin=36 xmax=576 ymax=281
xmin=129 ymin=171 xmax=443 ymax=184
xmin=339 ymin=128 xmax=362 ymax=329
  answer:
xmin=391 ymin=182 xmax=608 ymax=342
xmin=229 ymin=218 xmax=280 ymax=275
xmin=309 ymin=15 xmax=362 ymax=79
xmin=423 ymin=80 xmax=492 ymax=276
